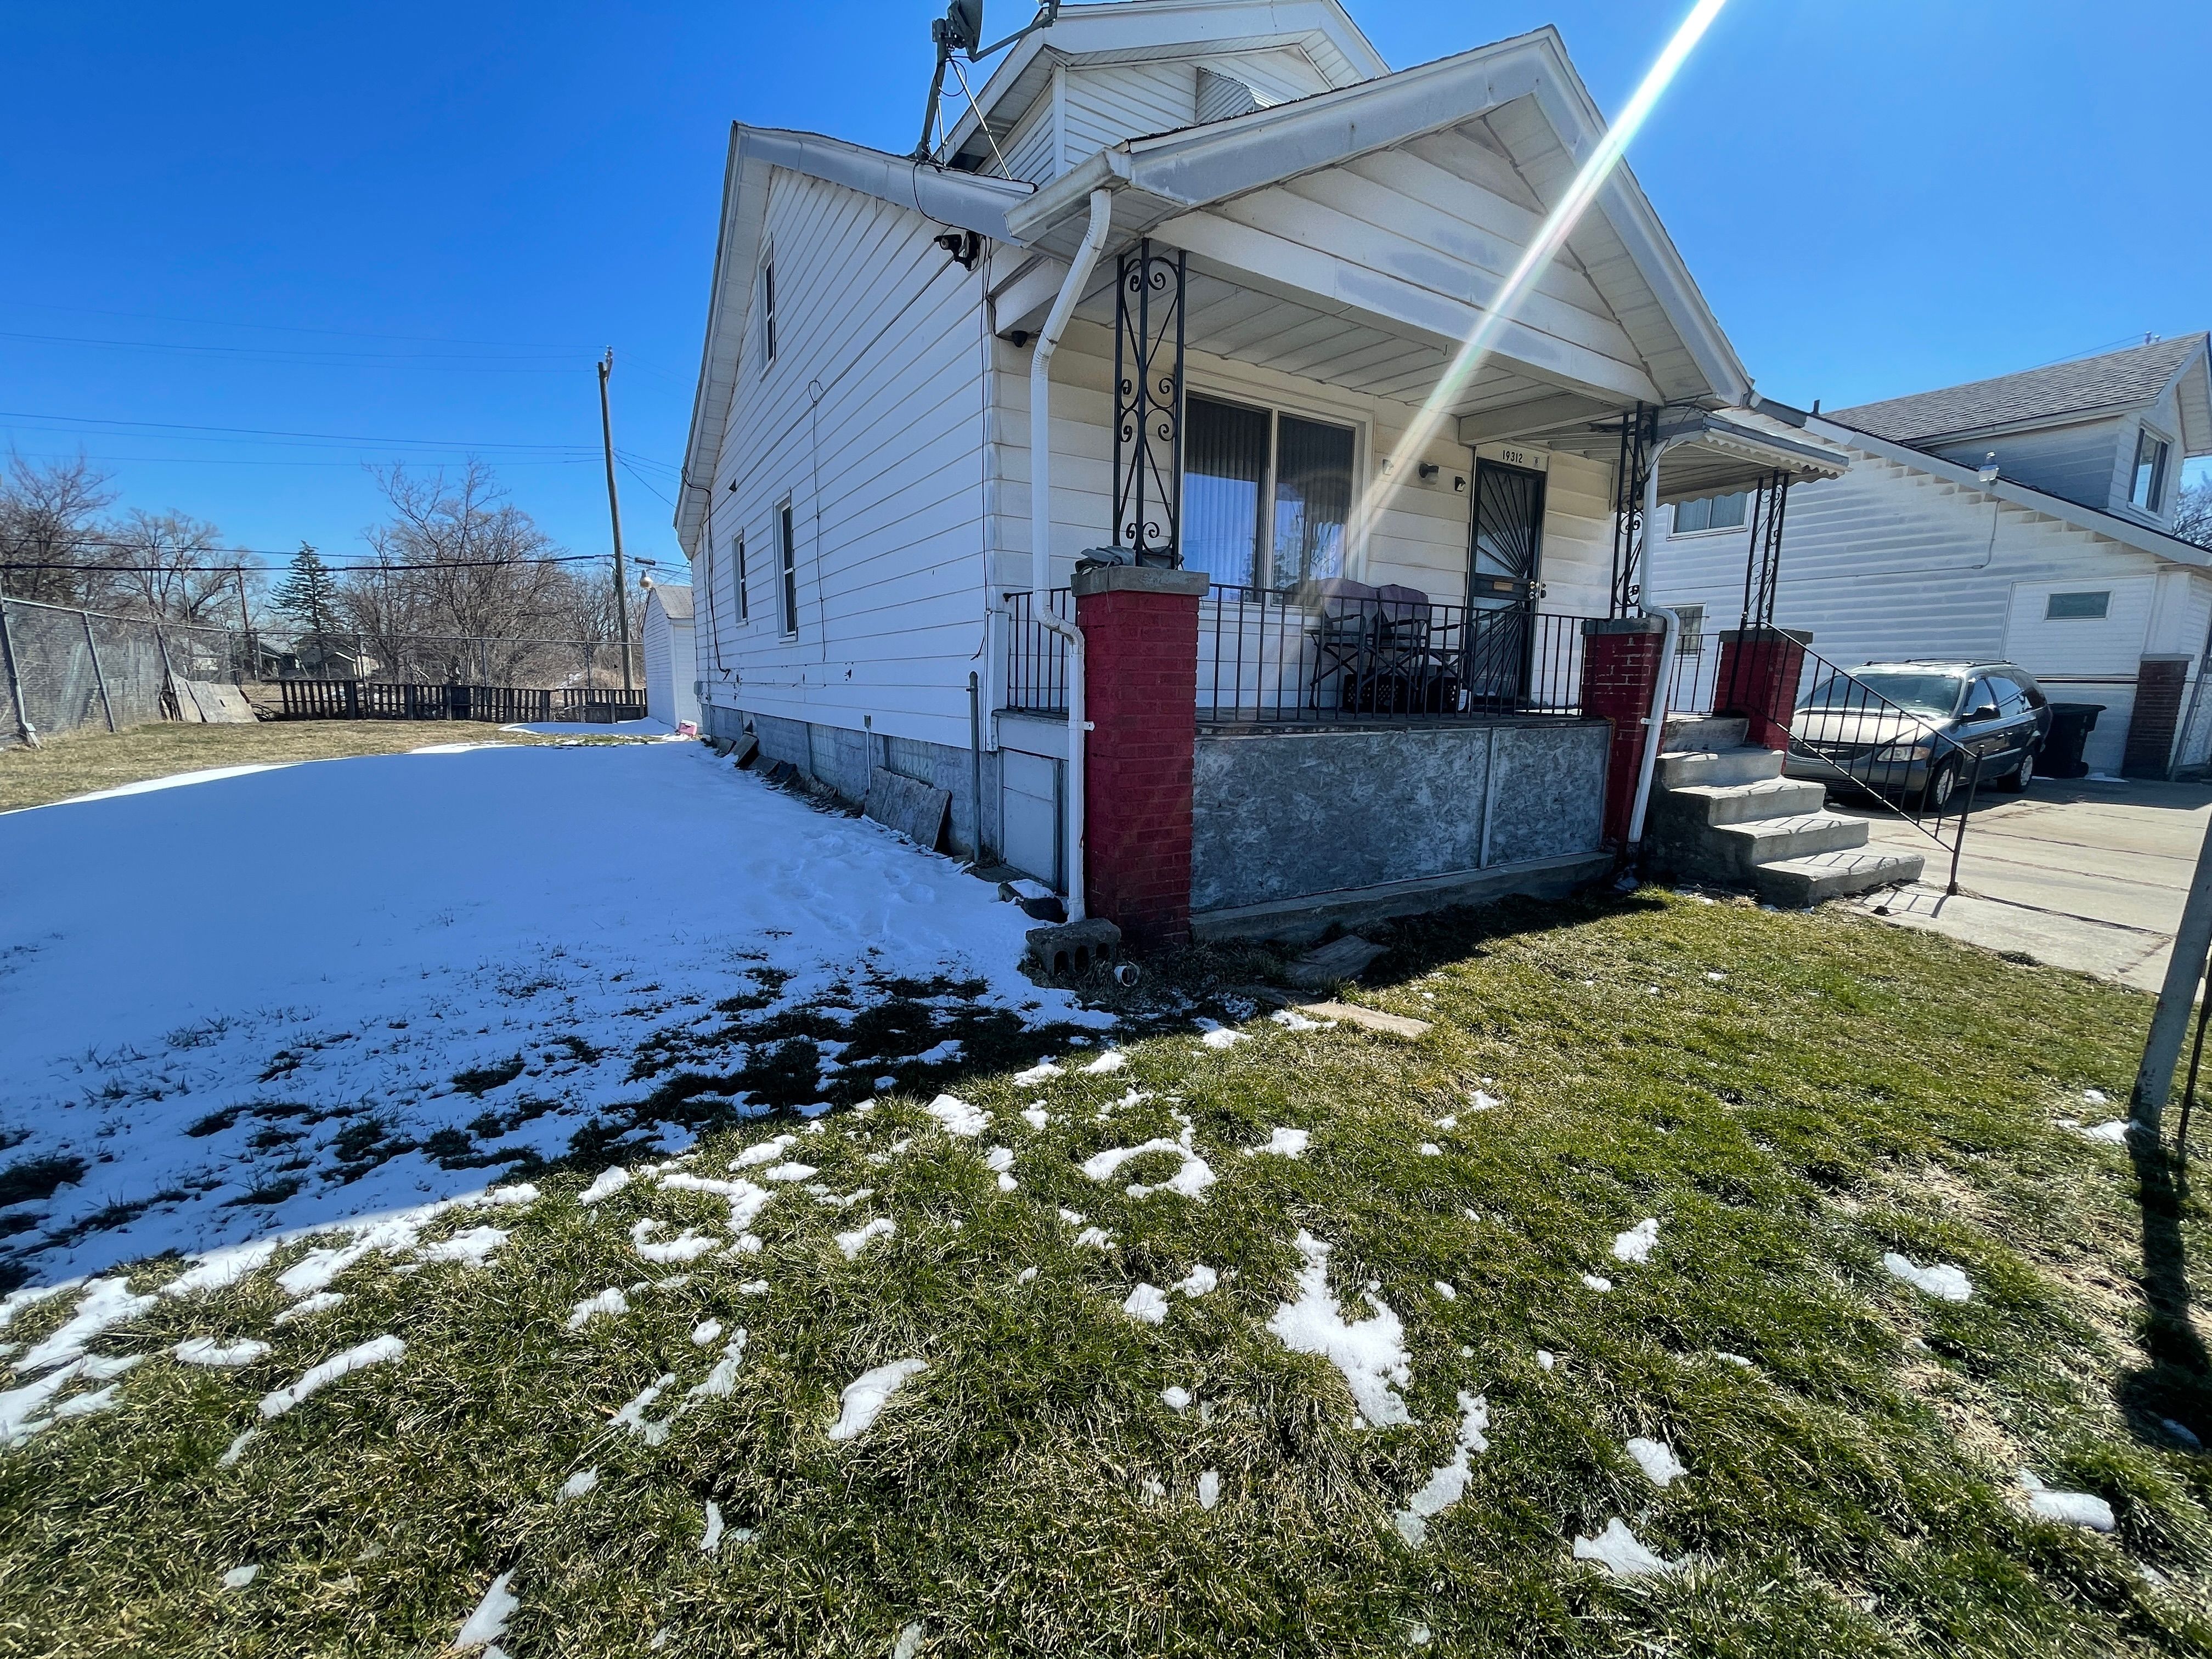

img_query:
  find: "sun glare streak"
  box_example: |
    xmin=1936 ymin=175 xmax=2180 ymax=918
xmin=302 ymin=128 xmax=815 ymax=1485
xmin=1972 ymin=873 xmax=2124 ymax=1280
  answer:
xmin=1349 ymin=0 xmax=1732 ymax=547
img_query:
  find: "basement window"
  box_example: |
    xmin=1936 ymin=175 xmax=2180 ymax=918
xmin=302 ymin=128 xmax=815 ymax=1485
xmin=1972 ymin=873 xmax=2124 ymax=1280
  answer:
xmin=2045 ymin=590 xmax=2111 ymax=620
xmin=1671 ymin=492 xmax=1748 ymax=534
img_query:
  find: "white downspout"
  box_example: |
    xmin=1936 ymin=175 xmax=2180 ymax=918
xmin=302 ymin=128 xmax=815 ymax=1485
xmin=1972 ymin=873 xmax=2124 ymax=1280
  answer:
xmin=1028 ymin=187 xmax=1114 ymax=920
xmin=1625 ymin=438 xmax=1691 ymax=853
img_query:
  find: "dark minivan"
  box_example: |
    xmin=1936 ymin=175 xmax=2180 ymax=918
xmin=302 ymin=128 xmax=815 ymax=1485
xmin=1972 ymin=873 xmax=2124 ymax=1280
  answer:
xmin=1785 ymin=659 xmax=2050 ymax=810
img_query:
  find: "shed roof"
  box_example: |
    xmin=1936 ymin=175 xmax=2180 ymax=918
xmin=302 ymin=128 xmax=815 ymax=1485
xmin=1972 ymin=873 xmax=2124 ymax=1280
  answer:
xmin=1830 ymin=335 xmax=2211 ymax=447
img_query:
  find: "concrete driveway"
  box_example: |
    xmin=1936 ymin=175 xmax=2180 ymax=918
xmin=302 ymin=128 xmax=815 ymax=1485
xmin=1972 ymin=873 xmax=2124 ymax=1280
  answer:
xmin=1831 ymin=778 xmax=2212 ymax=990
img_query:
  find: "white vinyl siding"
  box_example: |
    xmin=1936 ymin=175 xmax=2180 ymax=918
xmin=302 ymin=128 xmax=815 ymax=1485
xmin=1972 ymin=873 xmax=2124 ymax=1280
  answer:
xmin=1060 ymin=62 xmax=1195 ymax=159
xmin=705 ymin=167 xmax=990 ymax=750
xmin=1643 ymin=432 xmax=2202 ymax=776
xmin=999 ymin=93 xmax=1058 ymax=184
xmin=1927 ymin=417 xmax=2128 ymax=517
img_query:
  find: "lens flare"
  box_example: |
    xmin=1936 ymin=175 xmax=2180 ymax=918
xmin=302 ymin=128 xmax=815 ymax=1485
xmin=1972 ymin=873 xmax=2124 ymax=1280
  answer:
xmin=1349 ymin=0 xmax=1731 ymax=548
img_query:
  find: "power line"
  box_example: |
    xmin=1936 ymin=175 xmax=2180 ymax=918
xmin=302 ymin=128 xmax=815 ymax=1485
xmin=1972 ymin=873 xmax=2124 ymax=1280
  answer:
xmin=0 ymin=408 xmax=604 ymax=453
xmin=8 ymin=552 xmax=631 ymax=572
xmin=0 ymin=331 xmax=590 ymax=372
xmin=12 ymin=298 xmax=601 ymax=352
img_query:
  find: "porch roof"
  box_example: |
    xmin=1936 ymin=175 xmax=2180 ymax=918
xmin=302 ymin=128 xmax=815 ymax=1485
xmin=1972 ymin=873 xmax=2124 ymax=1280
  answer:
xmin=1000 ymin=27 xmax=1754 ymax=433
xmin=1531 ymin=403 xmax=1854 ymax=505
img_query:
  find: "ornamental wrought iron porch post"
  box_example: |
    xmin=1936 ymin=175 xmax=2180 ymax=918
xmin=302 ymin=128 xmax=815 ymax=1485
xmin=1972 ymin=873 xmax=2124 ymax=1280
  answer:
xmin=1607 ymin=403 xmax=1657 ymax=617
xmin=1110 ymin=239 xmax=1186 ymax=566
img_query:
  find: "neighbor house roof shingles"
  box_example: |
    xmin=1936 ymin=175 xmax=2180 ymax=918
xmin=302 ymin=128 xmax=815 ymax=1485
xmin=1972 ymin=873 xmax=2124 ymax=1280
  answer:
xmin=1829 ymin=334 xmax=2209 ymax=444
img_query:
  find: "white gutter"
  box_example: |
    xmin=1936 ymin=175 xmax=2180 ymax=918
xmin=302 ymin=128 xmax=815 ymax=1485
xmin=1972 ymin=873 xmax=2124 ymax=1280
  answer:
xmin=1028 ymin=187 xmax=1115 ymax=921
xmin=1624 ymin=436 xmax=1692 ymax=853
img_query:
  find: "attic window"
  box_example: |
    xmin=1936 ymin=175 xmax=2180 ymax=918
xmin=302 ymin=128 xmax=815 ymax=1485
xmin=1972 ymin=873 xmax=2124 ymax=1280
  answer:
xmin=759 ymin=258 xmax=777 ymax=370
xmin=2131 ymin=428 xmax=2170 ymax=511
xmin=1196 ymin=67 xmax=1262 ymax=124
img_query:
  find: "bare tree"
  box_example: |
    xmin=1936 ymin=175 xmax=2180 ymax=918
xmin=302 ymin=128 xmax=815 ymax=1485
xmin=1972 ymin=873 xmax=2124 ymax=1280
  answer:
xmin=2176 ymin=477 xmax=2212 ymax=551
xmin=101 ymin=509 xmax=240 ymax=625
xmin=0 ymin=452 xmax=117 ymax=606
xmin=352 ymin=461 xmax=578 ymax=683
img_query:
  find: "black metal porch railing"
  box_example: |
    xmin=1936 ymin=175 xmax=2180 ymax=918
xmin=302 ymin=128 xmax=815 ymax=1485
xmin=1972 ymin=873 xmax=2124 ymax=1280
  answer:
xmin=1002 ymin=588 xmax=1073 ymax=716
xmin=1198 ymin=586 xmax=1595 ymax=724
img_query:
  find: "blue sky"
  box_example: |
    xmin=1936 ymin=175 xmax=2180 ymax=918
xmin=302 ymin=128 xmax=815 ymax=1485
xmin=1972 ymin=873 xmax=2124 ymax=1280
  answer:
xmin=2 ymin=0 xmax=2205 ymax=580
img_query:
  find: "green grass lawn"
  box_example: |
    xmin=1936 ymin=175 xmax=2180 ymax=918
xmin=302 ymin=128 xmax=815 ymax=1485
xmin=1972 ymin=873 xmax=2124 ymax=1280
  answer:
xmin=0 ymin=720 xmax=587 ymax=814
xmin=4 ymin=890 xmax=2210 ymax=1656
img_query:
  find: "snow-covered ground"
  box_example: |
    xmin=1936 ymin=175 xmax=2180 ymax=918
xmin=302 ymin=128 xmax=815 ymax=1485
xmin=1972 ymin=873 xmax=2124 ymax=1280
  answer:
xmin=0 ymin=743 xmax=1096 ymax=1286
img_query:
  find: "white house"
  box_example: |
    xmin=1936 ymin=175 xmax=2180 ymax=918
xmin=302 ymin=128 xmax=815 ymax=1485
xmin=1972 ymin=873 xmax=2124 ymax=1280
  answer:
xmin=641 ymin=582 xmax=699 ymax=730
xmin=675 ymin=0 xmax=1847 ymax=928
xmin=1646 ymin=334 xmax=2212 ymax=778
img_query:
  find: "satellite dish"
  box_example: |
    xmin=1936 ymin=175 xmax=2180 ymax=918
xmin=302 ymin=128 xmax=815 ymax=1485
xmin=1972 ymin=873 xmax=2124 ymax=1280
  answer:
xmin=911 ymin=0 xmax=1061 ymax=160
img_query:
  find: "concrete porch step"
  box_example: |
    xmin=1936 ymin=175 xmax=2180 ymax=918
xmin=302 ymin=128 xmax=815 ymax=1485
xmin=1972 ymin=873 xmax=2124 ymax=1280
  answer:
xmin=1661 ymin=713 xmax=1748 ymax=752
xmin=1656 ymin=775 xmax=1828 ymax=828
xmin=1753 ymin=848 xmax=1926 ymax=906
xmin=1713 ymin=810 xmax=1871 ymax=866
xmin=1654 ymin=746 xmax=1784 ymax=789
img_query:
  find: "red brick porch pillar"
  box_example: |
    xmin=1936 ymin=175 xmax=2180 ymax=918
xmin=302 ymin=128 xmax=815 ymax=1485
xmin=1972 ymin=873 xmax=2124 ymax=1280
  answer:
xmin=1714 ymin=627 xmax=1813 ymax=752
xmin=2123 ymin=654 xmax=2192 ymax=778
xmin=1581 ymin=617 xmax=1667 ymax=850
xmin=1073 ymin=563 xmax=1210 ymax=949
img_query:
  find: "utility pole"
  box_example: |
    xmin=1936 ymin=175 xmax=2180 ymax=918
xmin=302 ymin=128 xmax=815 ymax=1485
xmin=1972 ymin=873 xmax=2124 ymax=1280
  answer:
xmin=2132 ymin=807 xmax=2212 ymax=1136
xmin=597 ymin=349 xmax=634 ymax=692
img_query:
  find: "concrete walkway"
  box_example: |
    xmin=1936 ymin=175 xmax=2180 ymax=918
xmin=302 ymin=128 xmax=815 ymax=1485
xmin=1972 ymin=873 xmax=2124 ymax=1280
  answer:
xmin=1833 ymin=778 xmax=2212 ymax=991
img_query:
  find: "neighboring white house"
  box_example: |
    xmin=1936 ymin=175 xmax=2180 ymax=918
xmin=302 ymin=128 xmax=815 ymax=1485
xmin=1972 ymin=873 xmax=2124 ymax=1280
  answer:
xmin=1647 ymin=335 xmax=2212 ymax=778
xmin=641 ymin=582 xmax=698 ymax=730
xmin=675 ymin=0 xmax=1839 ymax=910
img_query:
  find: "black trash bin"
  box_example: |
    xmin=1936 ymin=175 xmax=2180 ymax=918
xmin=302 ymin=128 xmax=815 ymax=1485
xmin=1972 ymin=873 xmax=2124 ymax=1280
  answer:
xmin=2041 ymin=702 xmax=2104 ymax=778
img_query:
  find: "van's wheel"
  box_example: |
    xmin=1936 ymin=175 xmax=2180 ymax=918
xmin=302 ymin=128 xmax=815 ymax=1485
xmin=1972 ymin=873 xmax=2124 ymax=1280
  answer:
xmin=1924 ymin=757 xmax=1961 ymax=813
xmin=1997 ymin=748 xmax=2035 ymax=793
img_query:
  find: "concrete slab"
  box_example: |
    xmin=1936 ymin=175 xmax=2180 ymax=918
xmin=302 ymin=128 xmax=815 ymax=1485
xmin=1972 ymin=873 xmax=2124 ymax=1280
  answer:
xmin=1835 ymin=777 xmax=2212 ymax=990
xmin=1297 ymin=1001 xmax=1431 ymax=1039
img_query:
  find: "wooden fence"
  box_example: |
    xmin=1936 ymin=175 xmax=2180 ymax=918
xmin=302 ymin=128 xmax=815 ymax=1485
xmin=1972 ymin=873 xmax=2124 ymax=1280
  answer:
xmin=274 ymin=681 xmax=648 ymax=724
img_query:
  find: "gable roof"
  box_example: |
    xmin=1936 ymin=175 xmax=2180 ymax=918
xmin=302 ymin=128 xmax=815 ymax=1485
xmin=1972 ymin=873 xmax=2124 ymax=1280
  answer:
xmin=676 ymin=127 xmax=1033 ymax=554
xmin=1830 ymin=334 xmax=2212 ymax=447
xmin=936 ymin=0 xmax=1389 ymax=172
xmin=646 ymin=583 xmax=693 ymax=623
xmin=1806 ymin=413 xmax=2210 ymax=571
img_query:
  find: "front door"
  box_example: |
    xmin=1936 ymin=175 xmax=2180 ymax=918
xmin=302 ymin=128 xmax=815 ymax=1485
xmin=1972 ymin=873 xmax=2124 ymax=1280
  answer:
xmin=1464 ymin=460 xmax=1545 ymax=709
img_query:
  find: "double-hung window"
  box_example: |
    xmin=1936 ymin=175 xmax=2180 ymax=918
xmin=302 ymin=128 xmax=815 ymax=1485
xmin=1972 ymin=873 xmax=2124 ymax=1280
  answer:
xmin=776 ymin=500 xmax=798 ymax=637
xmin=1182 ymin=393 xmax=1356 ymax=590
xmin=2132 ymin=428 xmax=2171 ymax=511
xmin=731 ymin=532 xmax=749 ymax=623
xmin=1672 ymin=492 xmax=1748 ymax=534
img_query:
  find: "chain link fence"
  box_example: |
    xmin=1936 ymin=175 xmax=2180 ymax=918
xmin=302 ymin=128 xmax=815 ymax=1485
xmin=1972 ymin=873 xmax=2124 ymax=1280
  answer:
xmin=0 ymin=594 xmax=640 ymax=749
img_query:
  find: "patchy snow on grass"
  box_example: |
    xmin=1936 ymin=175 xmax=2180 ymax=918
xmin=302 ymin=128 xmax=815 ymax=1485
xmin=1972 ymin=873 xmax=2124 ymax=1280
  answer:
xmin=983 ymin=1146 xmax=1018 ymax=1191
xmin=1019 ymin=1104 xmax=1050 ymax=1132
xmin=656 ymin=1174 xmax=775 ymax=1234
xmin=258 ymin=1335 xmax=406 ymax=1419
xmin=1626 ymin=1436 xmax=1688 ymax=1487
xmin=274 ymin=1291 xmax=343 ymax=1325
xmin=3 ymin=1354 xmax=141 ymax=1447
xmin=1197 ymin=1470 xmax=1221 ymax=1509
xmin=173 ymin=1337 xmax=271 ymax=1368
xmin=1013 ymin=1060 xmax=1063 ymax=1087
xmin=567 ymin=1288 xmax=629 ymax=1330
xmin=1393 ymin=1392 xmax=1490 ymax=1545
xmin=836 ymin=1218 xmax=896 ymax=1261
xmin=0 ymin=744 xmax=1097 ymax=1290
xmin=1270 ymin=1009 xmax=1328 ymax=1032
xmin=1083 ymin=1049 xmax=1127 ymax=1075
xmin=1266 ymin=1231 xmax=1412 ymax=1429
xmin=1612 ymin=1218 xmax=1660 ymax=1264
xmin=1074 ymin=1227 xmax=1115 ymax=1250
xmin=221 ymin=1564 xmax=258 ymax=1590
xmin=1122 ymin=1284 xmax=1170 ymax=1325
xmin=1161 ymin=1386 xmax=1192 ymax=1412
xmin=1882 ymin=1252 xmax=1972 ymax=1303
xmin=1581 ymin=1274 xmax=1613 ymax=1293
xmin=1572 ymin=1518 xmax=1679 ymax=1578
xmin=687 ymin=1333 xmax=748 ymax=1401
xmin=455 ymin=1568 xmax=519 ymax=1651
xmin=1419 ymin=1143 xmax=1442 ymax=1157
xmin=699 ymin=1500 xmax=726 ymax=1554
xmin=16 ymin=1278 xmax=155 ymax=1373
xmin=1197 ymin=1025 xmax=1249 ymax=1051
xmin=731 ymin=1137 xmax=797 ymax=1170
xmin=924 ymin=1094 xmax=989 ymax=1138
xmin=630 ymin=1221 xmax=721 ymax=1264
xmin=612 ymin=1375 xmax=678 ymax=1444
xmin=1081 ymin=1112 xmax=1215 ymax=1200
xmin=578 ymin=1167 xmax=631 ymax=1204
xmin=1248 ymin=1127 xmax=1309 ymax=1159
xmin=826 ymin=1358 xmax=929 ymax=1442
xmin=419 ymin=1226 xmax=510 ymax=1269
xmin=2020 ymin=1470 xmax=2115 ymax=1531
xmin=690 ymin=1319 xmax=724 ymax=1347
xmin=1468 ymin=1090 xmax=1500 ymax=1111
xmin=1173 ymin=1265 xmax=1218 ymax=1298
xmin=1433 ymin=1282 xmax=1457 ymax=1301
xmin=559 ymin=1467 xmax=600 ymax=1501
